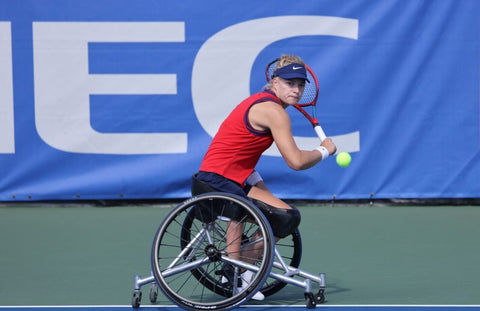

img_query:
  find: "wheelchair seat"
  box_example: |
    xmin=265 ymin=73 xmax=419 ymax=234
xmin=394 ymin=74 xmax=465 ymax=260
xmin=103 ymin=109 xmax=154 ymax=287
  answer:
xmin=191 ymin=173 xmax=249 ymax=222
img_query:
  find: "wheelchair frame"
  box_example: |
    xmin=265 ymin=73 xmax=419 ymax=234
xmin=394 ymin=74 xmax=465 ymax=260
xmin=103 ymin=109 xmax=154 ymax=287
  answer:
xmin=131 ymin=192 xmax=326 ymax=310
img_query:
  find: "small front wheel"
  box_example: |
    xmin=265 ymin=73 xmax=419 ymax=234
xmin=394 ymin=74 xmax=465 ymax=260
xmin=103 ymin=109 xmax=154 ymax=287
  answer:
xmin=131 ymin=290 xmax=142 ymax=309
xmin=315 ymin=289 xmax=325 ymax=303
xmin=305 ymin=292 xmax=317 ymax=309
xmin=149 ymin=284 xmax=158 ymax=303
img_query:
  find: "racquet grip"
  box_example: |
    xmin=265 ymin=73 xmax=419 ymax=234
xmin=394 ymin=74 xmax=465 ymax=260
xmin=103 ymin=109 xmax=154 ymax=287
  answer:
xmin=314 ymin=125 xmax=327 ymax=142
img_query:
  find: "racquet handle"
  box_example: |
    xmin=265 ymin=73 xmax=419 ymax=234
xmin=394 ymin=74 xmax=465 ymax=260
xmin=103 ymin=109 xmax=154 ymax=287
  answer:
xmin=314 ymin=125 xmax=327 ymax=142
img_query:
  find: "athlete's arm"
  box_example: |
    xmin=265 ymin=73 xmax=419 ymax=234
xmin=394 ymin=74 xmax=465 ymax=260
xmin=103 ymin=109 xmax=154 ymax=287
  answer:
xmin=249 ymin=101 xmax=326 ymax=170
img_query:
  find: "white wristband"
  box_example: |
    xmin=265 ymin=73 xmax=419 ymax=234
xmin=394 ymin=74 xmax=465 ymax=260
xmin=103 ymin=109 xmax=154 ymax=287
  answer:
xmin=246 ymin=171 xmax=263 ymax=185
xmin=315 ymin=146 xmax=329 ymax=160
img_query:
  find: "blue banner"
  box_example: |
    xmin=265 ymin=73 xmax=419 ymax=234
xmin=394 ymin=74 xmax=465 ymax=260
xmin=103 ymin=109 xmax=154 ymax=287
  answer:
xmin=0 ymin=0 xmax=479 ymax=201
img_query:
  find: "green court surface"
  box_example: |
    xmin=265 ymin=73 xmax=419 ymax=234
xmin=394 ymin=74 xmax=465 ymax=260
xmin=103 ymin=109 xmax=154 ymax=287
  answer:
xmin=1 ymin=202 xmax=479 ymax=306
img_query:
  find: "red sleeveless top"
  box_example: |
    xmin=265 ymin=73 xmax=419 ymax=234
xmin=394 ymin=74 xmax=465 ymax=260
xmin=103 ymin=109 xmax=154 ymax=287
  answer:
xmin=199 ymin=91 xmax=281 ymax=186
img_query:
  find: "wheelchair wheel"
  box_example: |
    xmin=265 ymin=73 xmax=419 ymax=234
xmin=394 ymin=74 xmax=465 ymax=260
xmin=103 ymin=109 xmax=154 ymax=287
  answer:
xmin=151 ymin=193 xmax=275 ymax=311
xmin=182 ymin=208 xmax=302 ymax=298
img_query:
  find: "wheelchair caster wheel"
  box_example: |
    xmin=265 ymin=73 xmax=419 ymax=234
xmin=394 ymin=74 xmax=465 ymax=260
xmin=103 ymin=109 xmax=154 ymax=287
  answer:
xmin=149 ymin=284 xmax=158 ymax=303
xmin=305 ymin=292 xmax=317 ymax=309
xmin=315 ymin=289 xmax=325 ymax=303
xmin=132 ymin=290 xmax=142 ymax=309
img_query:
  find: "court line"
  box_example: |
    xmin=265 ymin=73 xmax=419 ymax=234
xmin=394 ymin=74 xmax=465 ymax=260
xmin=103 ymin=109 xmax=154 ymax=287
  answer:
xmin=2 ymin=305 xmax=480 ymax=309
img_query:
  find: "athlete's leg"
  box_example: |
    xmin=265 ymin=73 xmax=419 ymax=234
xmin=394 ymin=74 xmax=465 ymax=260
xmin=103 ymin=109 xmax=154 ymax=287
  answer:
xmin=247 ymin=185 xmax=292 ymax=210
xmin=226 ymin=220 xmax=243 ymax=260
xmin=247 ymin=183 xmax=301 ymax=239
xmin=242 ymin=184 xmax=290 ymax=267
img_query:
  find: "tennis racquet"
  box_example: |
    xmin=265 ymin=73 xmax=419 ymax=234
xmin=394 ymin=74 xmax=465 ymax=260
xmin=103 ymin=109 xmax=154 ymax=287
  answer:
xmin=266 ymin=58 xmax=327 ymax=142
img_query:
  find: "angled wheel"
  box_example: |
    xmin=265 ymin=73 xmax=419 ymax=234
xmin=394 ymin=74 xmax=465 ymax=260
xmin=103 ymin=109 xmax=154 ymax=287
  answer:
xmin=315 ymin=289 xmax=325 ymax=303
xmin=149 ymin=284 xmax=158 ymax=303
xmin=151 ymin=193 xmax=275 ymax=311
xmin=305 ymin=292 xmax=317 ymax=309
xmin=131 ymin=290 xmax=141 ymax=309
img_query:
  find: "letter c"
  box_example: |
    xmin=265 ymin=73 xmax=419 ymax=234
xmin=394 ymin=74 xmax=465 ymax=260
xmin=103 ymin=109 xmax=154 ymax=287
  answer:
xmin=192 ymin=16 xmax=360 ymax=154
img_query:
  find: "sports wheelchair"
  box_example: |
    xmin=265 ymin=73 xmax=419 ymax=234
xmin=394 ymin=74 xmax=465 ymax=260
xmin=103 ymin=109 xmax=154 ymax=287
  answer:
xmin=131 ymin=176 xmax=326 ymax=310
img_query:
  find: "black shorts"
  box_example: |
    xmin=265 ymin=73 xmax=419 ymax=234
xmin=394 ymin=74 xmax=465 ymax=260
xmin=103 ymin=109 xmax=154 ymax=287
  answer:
xmin=195 ymin=171 xmax=252 ymax=198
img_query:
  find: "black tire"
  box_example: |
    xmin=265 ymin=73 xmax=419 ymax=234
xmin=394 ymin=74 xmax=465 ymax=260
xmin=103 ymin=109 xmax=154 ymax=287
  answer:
xmin=305 ymin=292 xmax=317 ymax=309
xmin=151 ymin=193 xmax=275 ymax=311
xmin=315 ymin=289 xmax=325 ymax=303
xmin=149 ymin=284 xmax=158 ymax=303
xmin=131 ymin=290 xmax=141 ymax=309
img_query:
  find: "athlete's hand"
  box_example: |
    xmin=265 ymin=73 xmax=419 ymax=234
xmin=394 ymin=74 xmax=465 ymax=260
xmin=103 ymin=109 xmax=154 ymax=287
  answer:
xmin=321 ymin=138 xmax=337 ymax=155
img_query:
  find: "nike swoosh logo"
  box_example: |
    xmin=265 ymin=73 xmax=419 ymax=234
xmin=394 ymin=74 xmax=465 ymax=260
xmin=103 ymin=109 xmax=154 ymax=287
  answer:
xmin=292 ymin=66 xmax=302 ymax=70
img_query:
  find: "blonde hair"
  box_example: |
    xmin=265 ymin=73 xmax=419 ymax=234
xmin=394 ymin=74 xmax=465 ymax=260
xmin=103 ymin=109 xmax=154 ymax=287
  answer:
xmin=264 ymin=54 xmax=305 ymax=90
xmin=273 ymin=54 xmax=305 ymax=71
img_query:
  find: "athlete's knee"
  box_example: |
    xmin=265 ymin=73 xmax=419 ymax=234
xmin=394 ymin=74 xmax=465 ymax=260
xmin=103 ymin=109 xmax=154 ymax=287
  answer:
xmin=252 ymin=199 xmax=301 ymax=238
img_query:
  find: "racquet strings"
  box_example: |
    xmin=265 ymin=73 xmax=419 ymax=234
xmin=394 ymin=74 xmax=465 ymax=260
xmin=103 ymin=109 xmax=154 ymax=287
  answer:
xmin=298 ymin=68 xmax=317 ymax=106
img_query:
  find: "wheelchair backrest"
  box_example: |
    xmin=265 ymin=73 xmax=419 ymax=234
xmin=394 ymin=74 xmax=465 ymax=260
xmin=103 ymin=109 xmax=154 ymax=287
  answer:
xmin=191 ymin=173 xmax=217 ymax=196
xmin=190 ymin=174 xmax=247 ymax=223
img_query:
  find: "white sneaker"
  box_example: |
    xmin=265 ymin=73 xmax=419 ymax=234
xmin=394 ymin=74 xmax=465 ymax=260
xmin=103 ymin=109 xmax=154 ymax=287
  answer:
xmin=220 ymin=266 xmax=265 ymax=301
xmin=239 ymin=270 xmax=265 ymax=301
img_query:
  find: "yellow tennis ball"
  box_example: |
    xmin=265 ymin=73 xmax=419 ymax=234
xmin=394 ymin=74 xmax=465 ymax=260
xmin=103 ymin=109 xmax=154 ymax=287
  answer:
xmin=336 ymin=152 xmax=351 ymax=167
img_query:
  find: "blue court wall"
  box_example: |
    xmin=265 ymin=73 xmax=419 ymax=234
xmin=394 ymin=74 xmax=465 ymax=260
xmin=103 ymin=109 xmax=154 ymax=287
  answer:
xmin=0 ymin=0 xmax=479 ymax=201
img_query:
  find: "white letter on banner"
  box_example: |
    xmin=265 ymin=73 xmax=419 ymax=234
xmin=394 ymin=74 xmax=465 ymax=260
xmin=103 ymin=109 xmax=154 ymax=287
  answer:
xmin=0 ymin=22 xmax=15 ymax=153
xmin=192 ymin=16 xmax=360 ymax=154
xmin=33 ymin=22 xmax=187 ymax=154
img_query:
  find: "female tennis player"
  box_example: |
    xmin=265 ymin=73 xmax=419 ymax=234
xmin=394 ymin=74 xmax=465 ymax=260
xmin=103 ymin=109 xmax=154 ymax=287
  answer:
xmin=193 ymin=54 xmax=336 ymax=300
